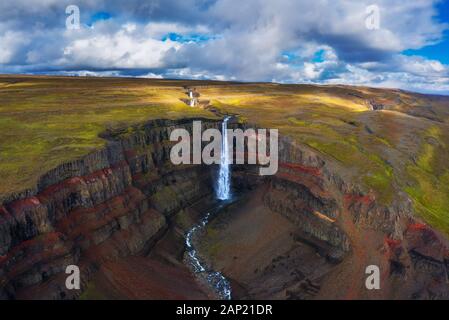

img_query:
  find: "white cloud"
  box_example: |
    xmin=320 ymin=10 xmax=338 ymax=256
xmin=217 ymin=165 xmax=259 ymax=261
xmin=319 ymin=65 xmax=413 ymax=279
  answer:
xmin=397 ymin=55 xmax=446 ymax=75
xmin=0 ymin=31 xmax=29 ymax=63
xmin=303 ymin=63 xmax=322 ymax=79
xmin=0 ymin=0 xmax=448 ymax=94
xmin=58 ymin=70 xmax=124 ymax=77
xmin=138 ymin=72 xmax=163 ymax=79
xmin=58 ymin=22 xmax=181 ymax=69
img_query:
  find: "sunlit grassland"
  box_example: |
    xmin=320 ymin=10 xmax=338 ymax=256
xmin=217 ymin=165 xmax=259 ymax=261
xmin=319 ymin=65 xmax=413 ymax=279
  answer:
xmin=1 ymin=76 xmax=449 ymax=237
xmin=0 ymin=76 xmax=216 ymax=196
xmin=405 ymin=126 xmax=449 ymax=234
xmin=201 ymin=85 xmax=396 ymax=203
xmin=200 ymin=85 xmax=449 ymax=228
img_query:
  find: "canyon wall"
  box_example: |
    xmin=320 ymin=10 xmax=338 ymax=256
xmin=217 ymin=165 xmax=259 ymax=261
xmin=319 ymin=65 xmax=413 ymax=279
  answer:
xmin=0 ymin=118 xmax=220 ymax=299
xmin=1 ymin=117 xmax=449 ymax=299
xmin=260 ymin=136 xmax=449 ymax=299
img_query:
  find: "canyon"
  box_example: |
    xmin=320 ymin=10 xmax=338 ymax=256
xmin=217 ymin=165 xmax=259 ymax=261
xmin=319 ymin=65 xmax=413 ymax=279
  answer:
xmin=0 ymin=118 xmax=218 ymax=299
xmin=1 ymin=76 xmax=449 ymax=300
xmin=1 ymin=116 xmax=449 ymax=299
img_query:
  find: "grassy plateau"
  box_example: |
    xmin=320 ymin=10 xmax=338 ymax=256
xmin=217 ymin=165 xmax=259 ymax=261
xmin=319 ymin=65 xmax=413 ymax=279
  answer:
xmin=1 ymin=75 xmax=449 ymax=235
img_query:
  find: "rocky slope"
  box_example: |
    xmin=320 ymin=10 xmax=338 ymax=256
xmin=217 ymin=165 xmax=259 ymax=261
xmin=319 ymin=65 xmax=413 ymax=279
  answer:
xmin=260 ymin=136 xmax=449 ymax=299
xmin=1 ymin=114 xmax=449 ymax=299
xmin=0 ymin=118 xmax=220 ymax=299
xmin=193 ymin=124 xmax=449 ymax=299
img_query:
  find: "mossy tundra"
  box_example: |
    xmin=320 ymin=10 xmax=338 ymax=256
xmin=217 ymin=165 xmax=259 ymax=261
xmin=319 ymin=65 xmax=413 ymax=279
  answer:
xmin=1 ymin=75 xmax=449 ymax=235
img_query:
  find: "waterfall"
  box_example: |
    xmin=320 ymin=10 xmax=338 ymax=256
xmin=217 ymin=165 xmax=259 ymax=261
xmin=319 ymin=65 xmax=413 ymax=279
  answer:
xmin=216 ymin=116 xmax=231 ymax=200
xmin=184 ymin=116 xmax=233 ymax=300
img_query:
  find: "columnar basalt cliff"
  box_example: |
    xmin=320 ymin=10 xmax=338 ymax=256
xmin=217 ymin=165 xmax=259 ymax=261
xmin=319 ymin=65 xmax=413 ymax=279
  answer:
xmin=1 ymin=116 xmax=449 ymax=299
xmin=0 ymin=118 xmax=221 ymax=299
xmin=258 ymin=136 xmax=449 ymax=299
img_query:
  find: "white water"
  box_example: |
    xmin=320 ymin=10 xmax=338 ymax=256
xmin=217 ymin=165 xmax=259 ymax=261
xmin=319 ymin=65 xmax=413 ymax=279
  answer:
xmin=185 ymin=212 xmax=232 ymax=299
xmin=184 ymin=117 xmax=233 ymax=300
xmin=216 ymin=117 xmax=231 ymax=200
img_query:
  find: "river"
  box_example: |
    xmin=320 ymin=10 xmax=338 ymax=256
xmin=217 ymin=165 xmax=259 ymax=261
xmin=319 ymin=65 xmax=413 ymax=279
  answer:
xmin=184 ymin=116 xmax=233 ymax=300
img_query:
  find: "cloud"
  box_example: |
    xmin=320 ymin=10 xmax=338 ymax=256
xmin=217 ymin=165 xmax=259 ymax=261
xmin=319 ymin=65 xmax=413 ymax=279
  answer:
xmin=0 ymin=30 xmax=30 ymax=64
xmin=0 ymin=0 xmax=448 ymax=93
xmin=59 ymin=22 xmax=179 ymax=69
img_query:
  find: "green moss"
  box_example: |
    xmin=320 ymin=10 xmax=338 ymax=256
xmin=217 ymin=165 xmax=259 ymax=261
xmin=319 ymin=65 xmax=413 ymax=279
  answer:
xmin=374 ymin=136 xmax=393 ymax=148
xmin=405 ymin=126 xmax=449 ymax=234
xmin=305 ymin=136 xmax=394 ymax=203
xmin=205 ymin=242 xmax=222 ymax=260
xmin=200 ymin=226 xmax=222 ymax=260
xmin=2 ymin=75 xmax=449 ymax=238
xmin=418 ymin=143 xmax=435 ymax=173
xmin=0 ymin=76 xmax=216 ymax=196
xmin=405 ymin=168 xmax=449 ymax=234
xmin=306 ymin=139 xmax=358 ymax=165
xmin=288 ymin=117 xmax=307 ymax=126
xmin=151 ymin=186 xmax=179 ymax=206
xmin=79 ymin=282 xmax=106 ymax=300
xmin=174 ymin=209 xmax=193 ymax=230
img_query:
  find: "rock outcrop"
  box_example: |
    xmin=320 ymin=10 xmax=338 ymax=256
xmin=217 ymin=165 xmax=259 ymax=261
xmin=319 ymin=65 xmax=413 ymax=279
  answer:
xmin=1 ymin=116 xmax=449 ymax=300
xmin=0 ymin=118 xmax=220 ymax=299
xmin=259 ymin=136 xmax=449 ymax=299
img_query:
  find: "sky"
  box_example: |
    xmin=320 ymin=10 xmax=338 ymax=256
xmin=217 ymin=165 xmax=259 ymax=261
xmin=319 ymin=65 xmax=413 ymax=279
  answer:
xmin=1 ymin=0 xmax=449 ymax=94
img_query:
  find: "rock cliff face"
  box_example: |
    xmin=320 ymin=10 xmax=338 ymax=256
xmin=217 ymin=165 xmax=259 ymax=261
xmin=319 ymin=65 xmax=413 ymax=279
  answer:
xmin=259 ymin=136 xmax=449 ymax=299
xmin=0 ymin=118 xmax=220 ymax=299
xmin=1 ymin=117 xmax=449 ymax=299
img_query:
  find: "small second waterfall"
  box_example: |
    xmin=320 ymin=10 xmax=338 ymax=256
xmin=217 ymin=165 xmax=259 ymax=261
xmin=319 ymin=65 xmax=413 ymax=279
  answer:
xmin=216 ymin=116 xmax=231 ymax=200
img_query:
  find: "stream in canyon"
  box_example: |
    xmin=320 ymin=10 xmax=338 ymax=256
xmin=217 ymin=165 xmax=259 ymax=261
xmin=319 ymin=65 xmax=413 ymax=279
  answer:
xmin=185 ymin=116 xmax=233 ymax=300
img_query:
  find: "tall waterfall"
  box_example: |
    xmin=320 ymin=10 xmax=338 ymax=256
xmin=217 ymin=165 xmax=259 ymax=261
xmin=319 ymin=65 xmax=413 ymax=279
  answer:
xmin=185 ymin=116 xmax=233 ymax=299
xmin=216 ymin=116 xmax=231 ymax=200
